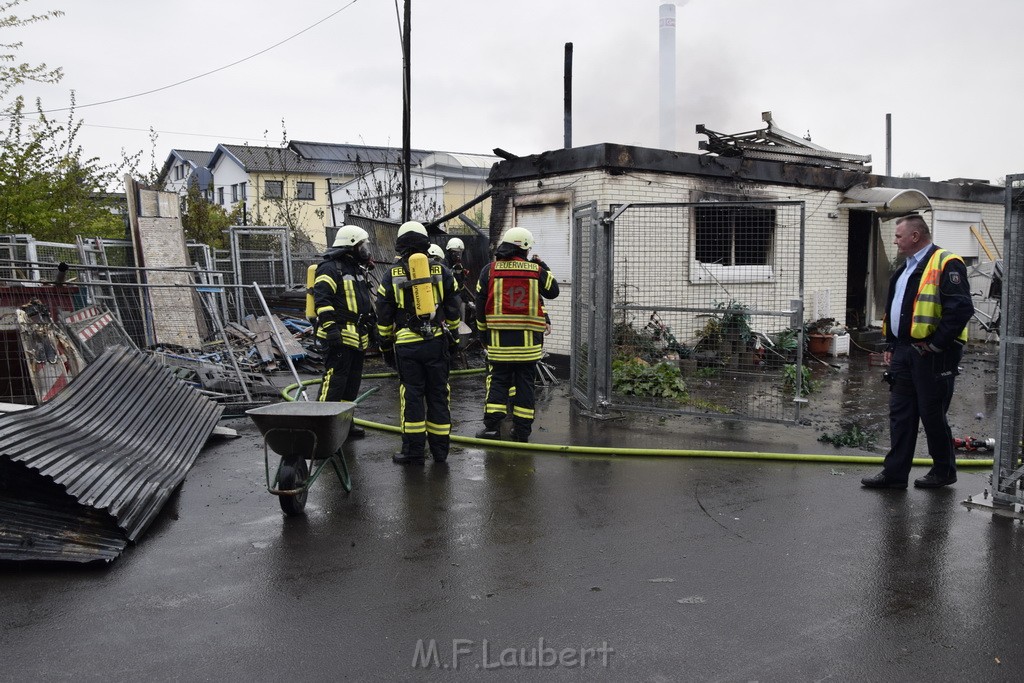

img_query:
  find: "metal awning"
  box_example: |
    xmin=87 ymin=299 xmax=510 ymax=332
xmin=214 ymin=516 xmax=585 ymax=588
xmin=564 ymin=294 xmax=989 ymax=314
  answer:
xmin=839 ymin=186 xmax=933 ymax=217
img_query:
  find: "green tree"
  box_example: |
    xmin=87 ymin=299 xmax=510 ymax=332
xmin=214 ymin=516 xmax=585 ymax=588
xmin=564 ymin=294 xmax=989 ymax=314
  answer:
xmin=179 ymin=181 xmax=239 ymax=249
xmin=0 ymin=95 xmax=134 ymax=241
xmin=1 ymin=3 xmax=138 ymax=242
xmin=0 ymin=1 xmax=63 ymax=103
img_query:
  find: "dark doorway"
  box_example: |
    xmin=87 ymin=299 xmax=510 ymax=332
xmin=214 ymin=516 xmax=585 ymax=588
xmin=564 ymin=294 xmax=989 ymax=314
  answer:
xmin=845 ymin=210 xmax=873 ymax=329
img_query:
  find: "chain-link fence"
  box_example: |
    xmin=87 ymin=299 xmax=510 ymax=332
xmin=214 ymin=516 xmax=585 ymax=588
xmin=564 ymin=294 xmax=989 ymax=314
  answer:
xmin=992 ymin=176 xmax=1024 ymax=506
xmin=574 ymin=200 xmax=806 ymax=423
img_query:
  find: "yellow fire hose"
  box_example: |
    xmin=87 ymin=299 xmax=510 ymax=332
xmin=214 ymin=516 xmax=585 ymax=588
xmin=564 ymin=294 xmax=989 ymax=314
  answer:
xmin=280 ymin=377 xmax=993 ymax=468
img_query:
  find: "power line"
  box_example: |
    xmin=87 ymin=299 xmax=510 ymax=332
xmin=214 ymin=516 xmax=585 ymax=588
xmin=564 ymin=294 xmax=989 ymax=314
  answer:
xmin=33 ymin=1 xmax=361 ymax=115
xmin=81 ymin=122 xmax=268 ymax=145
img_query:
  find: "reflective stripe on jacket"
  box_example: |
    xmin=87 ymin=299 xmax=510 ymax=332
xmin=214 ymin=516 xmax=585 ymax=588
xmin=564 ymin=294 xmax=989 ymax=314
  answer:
xmin=481 ymin=260 xmax=547 ymax=332
xmin=476 ymin=256 xmax=559 ymax=363
xmin=313 ymin=256 xmax=374 ymax=350
xmin=375 ymin=260 xmax=461 ymax=346
xmin=909 ymin=249 xmax=969 ymax=342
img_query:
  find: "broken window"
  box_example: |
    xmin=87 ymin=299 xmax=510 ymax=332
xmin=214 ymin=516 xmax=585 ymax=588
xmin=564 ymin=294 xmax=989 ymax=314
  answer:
xmin=264 ymin=180 xmax=283 ymax=199
xmin=692 ymin=205 xmax=776 ymax=283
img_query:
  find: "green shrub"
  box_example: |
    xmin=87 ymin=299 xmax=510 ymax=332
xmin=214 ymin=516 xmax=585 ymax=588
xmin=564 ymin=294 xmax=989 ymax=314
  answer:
xmin=612 ymin=357 xmax=688 ymax=399
xmin=783 ymin=363 xmax=819 ymax=396
xmin=819 ymin=423 xmax=878 ymax=449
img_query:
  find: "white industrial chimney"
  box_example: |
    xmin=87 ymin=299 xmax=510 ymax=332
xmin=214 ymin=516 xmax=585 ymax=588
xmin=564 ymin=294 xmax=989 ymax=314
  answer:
xmin=659 ymin=3 xmax=676 ymax=150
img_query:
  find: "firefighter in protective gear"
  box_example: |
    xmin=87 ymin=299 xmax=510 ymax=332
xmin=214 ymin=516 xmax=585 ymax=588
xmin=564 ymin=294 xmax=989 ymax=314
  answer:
xmin=313 ymin=225 xmax=375 ymax=437
xmin=445 ymin=236 xmax=474 ymax=328
xmin=475 ymin=226 xmax=559 ymax=442
xmin=861 ymin=214 xmax=973 ymax=490
xmin=375 ymin=221 xmax=462 ymax=464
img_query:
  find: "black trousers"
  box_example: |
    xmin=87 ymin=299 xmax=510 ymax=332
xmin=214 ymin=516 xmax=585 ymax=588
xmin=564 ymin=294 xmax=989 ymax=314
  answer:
xmin=881 ymin=343 xmax=961 ymax=482
xmin=395 ymin=336 xmax=451 ymax=457
xmin=319 ymin=345 xmax=364 ymax=402
xmin=483 ymin=361 xmax=536 ymax=437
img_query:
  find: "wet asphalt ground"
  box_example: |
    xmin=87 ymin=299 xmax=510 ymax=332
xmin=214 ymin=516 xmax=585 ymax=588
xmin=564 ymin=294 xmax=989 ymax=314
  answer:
xmin=3 ymin=346 xmax=1022 ymax=681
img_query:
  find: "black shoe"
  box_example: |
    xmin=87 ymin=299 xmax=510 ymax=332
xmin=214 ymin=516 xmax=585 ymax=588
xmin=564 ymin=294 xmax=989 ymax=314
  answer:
xmin=861 ymin=472 xmax=908 ymax=489
xmin=914 ymin=472 xmax=957 ymax=488
xmin=432 ymin=454 xmax=448 ymax=464
xmin=509 ymin=431 xmax=530 ymax=443
xmin=346 ymin=425 xmax=366 ymax=440
xmin=392 ymin=451 xmax=425 ymax=465
xmin=475 ymin=428 xmax=501 ymax=440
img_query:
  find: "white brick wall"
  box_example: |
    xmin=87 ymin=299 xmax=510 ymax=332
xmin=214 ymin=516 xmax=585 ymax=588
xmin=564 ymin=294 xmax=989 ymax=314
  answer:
xmin=493 ymin=171 xmax=1004 ymax=356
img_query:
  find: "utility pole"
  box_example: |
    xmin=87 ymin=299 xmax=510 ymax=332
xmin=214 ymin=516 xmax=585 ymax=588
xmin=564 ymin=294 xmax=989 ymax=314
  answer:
xmin=885 ymin=113 xmax=892 ymax=177
xmin=402 ymin=0 xmax=412 ymax=222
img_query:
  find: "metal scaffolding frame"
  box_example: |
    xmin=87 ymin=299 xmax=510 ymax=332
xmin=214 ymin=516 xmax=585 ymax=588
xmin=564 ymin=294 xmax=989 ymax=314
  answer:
xmin=969 ymin=176 xmax=1024 ymax=514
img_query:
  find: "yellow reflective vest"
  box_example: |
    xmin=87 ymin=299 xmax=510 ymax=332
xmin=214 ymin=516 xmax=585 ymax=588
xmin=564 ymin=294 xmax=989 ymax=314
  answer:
xmin=910 ymin=249 xmax=968 ymax=342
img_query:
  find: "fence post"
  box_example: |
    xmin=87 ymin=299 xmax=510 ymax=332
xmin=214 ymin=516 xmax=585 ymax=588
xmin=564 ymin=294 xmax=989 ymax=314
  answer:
xmin=592 ymin=210 xmax=616 ymax=414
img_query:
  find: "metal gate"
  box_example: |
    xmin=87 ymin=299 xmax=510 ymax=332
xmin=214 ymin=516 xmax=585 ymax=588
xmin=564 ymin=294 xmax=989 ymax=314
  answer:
xmin=572 ymin=200 xmax=807 ymax=423
xmin=570 ymin=202 xmax=600 ymax=410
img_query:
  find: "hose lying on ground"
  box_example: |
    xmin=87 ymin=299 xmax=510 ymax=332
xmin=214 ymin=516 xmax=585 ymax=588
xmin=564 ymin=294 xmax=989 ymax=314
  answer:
xmin=279 ymin=378 xmax=993 ymax=468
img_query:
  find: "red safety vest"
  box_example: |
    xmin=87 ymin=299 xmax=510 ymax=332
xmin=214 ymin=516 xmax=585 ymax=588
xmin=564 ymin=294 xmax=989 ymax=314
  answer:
xmin=483 ymin=259 xmax=547 ymax=332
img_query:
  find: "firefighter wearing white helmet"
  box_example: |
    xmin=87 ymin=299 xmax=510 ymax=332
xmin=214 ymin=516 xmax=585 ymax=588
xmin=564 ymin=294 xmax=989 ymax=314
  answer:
xmin=474 ymin=226 xmax=559 ymax=442
xmin=375 ymin=218 xmax=462 ymax=464
xmin=427 ymin=243 xmax=445 ymax=262
xmin=333 ymin=224 xmax=370 ymax=248
xmin=500 ymin=226 xmax=534 ymax=250
xmin=397 ymin=220 xmax=428 ymax=237
xmin=445 ymin=237 xmax=469 ymax=287
xmin=443 ymin=236 xmax=474 ymax=328
xmin=312 ymin=225 xmax=375 ymax=436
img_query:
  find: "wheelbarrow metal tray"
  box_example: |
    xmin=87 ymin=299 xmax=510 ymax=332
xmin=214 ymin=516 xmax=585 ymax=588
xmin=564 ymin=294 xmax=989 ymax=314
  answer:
xmin=246 ymin=401 xmax=354 ymax=460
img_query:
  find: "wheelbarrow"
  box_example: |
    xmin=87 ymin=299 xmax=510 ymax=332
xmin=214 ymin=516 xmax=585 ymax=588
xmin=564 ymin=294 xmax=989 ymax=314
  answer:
xmin=246 ymin=401 xmax=355 ymax=515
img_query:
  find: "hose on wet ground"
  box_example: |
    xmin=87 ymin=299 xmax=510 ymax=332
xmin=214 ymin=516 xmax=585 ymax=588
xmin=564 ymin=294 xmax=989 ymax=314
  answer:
xmin=280 ymin=377 xmax=994 ymax=468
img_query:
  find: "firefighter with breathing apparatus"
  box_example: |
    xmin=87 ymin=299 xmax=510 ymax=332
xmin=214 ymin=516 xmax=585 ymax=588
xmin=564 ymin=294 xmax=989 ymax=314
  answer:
xmin=475 ymin=226 xmax=559 ymax=442
xmin=309 ymin=225 xmax=375 ymax=438
xmin=375 ymin=221 xmax=462 ymax=464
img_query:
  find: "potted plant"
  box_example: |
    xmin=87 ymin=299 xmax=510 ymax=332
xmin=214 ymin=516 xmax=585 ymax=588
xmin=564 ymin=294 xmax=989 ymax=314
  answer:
xmin=804 ymin=317 xmax=836 ymax=355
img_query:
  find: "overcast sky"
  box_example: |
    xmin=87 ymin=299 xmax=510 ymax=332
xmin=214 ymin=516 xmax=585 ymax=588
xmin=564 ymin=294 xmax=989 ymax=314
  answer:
xmin=9 ymin=0 xmax=1024 ymax=183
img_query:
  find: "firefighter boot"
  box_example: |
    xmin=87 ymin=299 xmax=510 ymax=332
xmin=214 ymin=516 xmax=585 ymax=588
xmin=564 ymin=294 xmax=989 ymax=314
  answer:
xmin=392 ymin=441 xmax=425 ymax=465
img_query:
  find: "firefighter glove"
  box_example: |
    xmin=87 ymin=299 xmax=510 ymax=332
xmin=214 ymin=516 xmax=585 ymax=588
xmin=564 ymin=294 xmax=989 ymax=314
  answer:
xmin=323 ymin=325 xmax=343 ymax=350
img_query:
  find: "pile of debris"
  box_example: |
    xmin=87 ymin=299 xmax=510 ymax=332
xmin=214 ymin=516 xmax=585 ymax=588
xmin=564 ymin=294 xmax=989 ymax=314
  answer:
xmin=697 ymin=111 xmax=872 ymax=172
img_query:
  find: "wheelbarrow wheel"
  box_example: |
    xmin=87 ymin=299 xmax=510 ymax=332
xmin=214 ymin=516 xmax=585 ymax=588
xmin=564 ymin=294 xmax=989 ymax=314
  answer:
xmin=278 ymin=457 xmax=309 ymax=516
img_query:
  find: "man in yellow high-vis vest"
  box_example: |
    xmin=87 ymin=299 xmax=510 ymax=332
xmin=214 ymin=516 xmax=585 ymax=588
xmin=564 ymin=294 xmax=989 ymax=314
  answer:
xmin=862 ymin=214 xmax=974 ymax=490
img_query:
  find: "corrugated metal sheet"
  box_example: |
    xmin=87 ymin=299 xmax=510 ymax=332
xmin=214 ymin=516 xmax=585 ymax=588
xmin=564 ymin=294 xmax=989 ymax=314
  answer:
xmin=0 ymin=347 xmax=223 ymax=563
xmin=1 ymin=460 xmax=125 ymax=563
